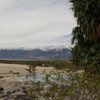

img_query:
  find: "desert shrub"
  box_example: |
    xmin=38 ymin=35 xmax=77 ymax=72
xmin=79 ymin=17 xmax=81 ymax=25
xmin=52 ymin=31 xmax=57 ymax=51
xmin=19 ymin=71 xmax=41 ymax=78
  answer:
xmin=26 ymin=66 xmax=100 ymax=100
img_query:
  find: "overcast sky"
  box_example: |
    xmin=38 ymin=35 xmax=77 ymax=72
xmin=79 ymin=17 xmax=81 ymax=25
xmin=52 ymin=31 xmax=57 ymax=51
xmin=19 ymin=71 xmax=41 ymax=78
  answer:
xmin=0 ymin=0 xmax=76 ymax=49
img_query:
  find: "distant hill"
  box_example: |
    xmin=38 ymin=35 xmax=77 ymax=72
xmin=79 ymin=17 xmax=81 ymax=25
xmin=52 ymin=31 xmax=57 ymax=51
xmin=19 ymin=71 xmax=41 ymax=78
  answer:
xmin=0 ymin=47 xmax=71 ymax=60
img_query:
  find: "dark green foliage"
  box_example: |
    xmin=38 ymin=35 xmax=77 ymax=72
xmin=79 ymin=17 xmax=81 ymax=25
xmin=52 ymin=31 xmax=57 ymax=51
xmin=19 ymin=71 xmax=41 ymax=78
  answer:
xmin=70 ymin=0 xmax=100 ymax=74
xmin=71 ymin=0 xmax=100 ymax=43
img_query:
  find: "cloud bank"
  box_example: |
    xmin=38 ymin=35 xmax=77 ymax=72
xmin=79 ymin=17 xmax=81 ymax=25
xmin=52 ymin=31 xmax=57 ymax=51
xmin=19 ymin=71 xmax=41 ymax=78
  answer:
xmin=0 ymin=0 xmax=76 ymax=49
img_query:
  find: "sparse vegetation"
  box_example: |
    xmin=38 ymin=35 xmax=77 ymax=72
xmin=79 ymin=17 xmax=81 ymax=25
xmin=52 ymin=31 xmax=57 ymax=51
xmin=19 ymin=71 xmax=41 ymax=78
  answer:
xmin=26 ymin=65 xmax=100 ymax=100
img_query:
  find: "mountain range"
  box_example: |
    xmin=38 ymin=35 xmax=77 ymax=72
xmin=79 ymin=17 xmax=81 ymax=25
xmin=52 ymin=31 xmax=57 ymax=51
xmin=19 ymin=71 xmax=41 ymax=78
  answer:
xmin=0 ymin=47 xmax=71 ymax=60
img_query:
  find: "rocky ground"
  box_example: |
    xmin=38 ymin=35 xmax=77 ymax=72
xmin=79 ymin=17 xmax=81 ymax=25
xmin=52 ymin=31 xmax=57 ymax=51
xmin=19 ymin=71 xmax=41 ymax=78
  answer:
xmin=0 ymin=63 xmax=57 ymax=100
xmin=0 ymin=75 xmax=57 ymax=100
xmin=0 ymin=76 xmax=30 ymax=100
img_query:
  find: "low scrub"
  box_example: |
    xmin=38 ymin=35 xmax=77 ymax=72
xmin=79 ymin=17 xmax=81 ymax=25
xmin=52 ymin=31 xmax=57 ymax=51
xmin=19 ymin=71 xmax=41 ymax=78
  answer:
xmin=26 ymin=64 xmax=100 ymax=100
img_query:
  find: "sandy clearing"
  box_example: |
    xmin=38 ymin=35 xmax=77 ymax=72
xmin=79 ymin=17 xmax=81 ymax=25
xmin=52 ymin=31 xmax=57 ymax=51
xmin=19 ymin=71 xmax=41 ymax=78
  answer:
xmin=0 ymin=63 xmax=57 ymax=77
xmin=0 ymin=63 xmax=28 ymax=75
xmin=0 ymin=63 xmax=84 ymax=76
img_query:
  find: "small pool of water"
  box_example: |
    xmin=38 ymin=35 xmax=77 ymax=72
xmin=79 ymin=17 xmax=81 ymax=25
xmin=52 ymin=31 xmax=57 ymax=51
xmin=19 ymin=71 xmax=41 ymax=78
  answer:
xmin=17 ymin=73 xmax=68 ymax=82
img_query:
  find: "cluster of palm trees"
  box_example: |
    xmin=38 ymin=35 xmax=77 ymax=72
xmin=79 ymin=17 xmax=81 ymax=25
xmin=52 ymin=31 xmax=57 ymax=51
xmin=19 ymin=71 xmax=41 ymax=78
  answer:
xmin=70 ymin=0 xmax=100 ymax=74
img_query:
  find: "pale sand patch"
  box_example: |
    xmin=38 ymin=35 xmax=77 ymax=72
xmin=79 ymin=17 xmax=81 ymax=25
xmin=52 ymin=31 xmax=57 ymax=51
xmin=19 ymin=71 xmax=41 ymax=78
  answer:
xmin=0 ymin=63 xmax=57 ymax=77
xmin=35 ymin=66 xmax=56 ymax=74
xmin=0 ymin=63 xmax=84 ymax=77
xmin=0 ymin=63 xmax=28 ymax=75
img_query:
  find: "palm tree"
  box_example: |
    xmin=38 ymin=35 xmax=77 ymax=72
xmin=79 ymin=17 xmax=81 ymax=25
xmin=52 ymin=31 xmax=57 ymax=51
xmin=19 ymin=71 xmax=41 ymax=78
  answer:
xmin=70 ymin=0 xmax=100 ymax=74
xmin=70 ymin=0 xmax=100 ymax=44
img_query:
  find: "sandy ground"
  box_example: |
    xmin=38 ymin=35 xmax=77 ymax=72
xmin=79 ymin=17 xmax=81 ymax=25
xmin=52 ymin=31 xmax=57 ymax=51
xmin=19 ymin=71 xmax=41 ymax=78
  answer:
xmin=0 ymin=63 xmax=56 ymax=78
xmin=0 ymin=63 xmax=28 ymax=74
xmin=0 ymin=63 xmax=28 ymax=77
xmin=0 ymin=63 xmax=83 ymax=77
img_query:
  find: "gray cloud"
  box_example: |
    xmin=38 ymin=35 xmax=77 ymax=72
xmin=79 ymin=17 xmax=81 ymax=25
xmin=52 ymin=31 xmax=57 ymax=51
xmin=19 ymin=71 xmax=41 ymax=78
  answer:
xmin=0 ymin=0 xmax=76 ymax=49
